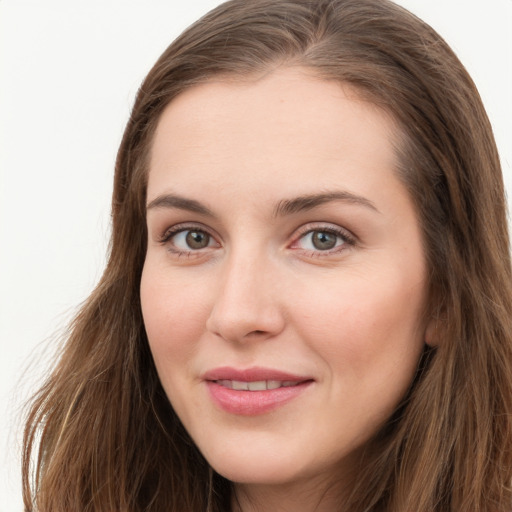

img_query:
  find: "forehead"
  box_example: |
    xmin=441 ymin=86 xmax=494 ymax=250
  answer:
xmin=153 ymin=68 xmax=398 ymax=142
xmin=147 ymin=67 xmax=408 ymax=219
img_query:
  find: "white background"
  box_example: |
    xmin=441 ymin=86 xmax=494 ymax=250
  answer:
xmin=1 ymin=1 xmax=511 ymax=510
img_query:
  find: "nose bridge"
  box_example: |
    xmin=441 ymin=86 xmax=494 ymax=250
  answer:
xmin=206 ymin=243 xmax=284 ymax=342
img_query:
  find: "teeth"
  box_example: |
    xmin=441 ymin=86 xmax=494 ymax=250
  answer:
xmin=232 ymin=380 xmax=249 ymax=391
xmin=247 ymin=380 xmax=267 ymax=391
xmin=216 ymin=379 xmax=300 ymax=390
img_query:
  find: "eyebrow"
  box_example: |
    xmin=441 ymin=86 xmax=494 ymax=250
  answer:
xmin=145 ymin=190 xmax=379 ymax=217
xmin=273 ymin=191 xmax=379 ymax=217
xmin=146 ymin=194 xmax=214 ymax=216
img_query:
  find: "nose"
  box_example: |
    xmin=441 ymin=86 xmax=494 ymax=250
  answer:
xmin=206 ymin=250 xmax=285 ymax=343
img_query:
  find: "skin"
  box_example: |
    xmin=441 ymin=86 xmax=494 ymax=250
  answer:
xmin=140 ymin=67 xmax=430 ymax=511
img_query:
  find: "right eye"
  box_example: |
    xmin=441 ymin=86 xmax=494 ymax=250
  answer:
xmin=160 ymin=225 xmax=220 ymax=255
xmin=173 ymin=229 xmax=213 ymax=250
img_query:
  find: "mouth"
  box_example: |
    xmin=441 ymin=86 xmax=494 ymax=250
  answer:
xmin=214 ymin=379 xmax=306 ymax=391
xmin=203 ymin=367 xmax=314 ymax=415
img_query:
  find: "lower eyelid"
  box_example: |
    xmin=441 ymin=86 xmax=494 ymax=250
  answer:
xmin=158 ymin=225 xmax=223 ymax=257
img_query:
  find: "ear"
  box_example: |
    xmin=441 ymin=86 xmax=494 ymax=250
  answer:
xmin=424 ymin=316 xmax=441 ymax=347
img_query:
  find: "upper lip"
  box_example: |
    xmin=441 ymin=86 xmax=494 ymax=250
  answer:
xmin=202 ymin=366 xmax=312 ymax=382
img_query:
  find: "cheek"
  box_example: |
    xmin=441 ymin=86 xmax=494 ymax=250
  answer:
xmin=140 ymin=265 xmax=209 ymax=368
xmin=294 ymin=267 xmax=426 ymax=378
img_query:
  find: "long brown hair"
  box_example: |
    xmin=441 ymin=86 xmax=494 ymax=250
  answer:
xmin=23 ymin=0 xmax=512 ymax=510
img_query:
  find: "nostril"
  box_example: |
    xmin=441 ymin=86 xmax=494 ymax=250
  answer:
xmin=206 ymin=295 xmax=286 ymax=342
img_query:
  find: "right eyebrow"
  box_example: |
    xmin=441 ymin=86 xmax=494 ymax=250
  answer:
xmin=146 ymin=193 xmax=213 ymax=217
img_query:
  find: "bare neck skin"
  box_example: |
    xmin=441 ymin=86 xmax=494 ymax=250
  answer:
xmin=230 ymin=454 xmax=361 ymax=512
xmin=232 ymin=475 xmax=344 ymax=512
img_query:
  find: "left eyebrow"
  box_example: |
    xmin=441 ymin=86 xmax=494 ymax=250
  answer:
xmin=273 ymin=191 xmax=379 ymax=217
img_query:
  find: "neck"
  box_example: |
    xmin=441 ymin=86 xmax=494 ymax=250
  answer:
xmin=231 ymin=476 xmax=345 ymax=512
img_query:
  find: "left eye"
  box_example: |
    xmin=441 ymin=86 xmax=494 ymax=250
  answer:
xmin=297 ymin=230 xmax=347 ymax=251
xmin=171 ymin=229 xmax=215 ymax=250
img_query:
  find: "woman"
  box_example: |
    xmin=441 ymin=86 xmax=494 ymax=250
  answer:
xmin=22 ymin=0 xmax=512 ymax=510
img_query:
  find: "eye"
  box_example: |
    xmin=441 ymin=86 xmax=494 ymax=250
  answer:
xmin=292 ymin=225 xmax=355 ymax=254
xmin=301 ymin=231 xmax=341 ymax=250
xmin=159 ymin=225 xmax=219 ymax=254
xmin=173 ymin=229 xmax=213 ymax=250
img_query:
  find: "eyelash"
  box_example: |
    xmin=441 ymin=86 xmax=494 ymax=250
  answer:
xmin=291 ymin=224 xmax=356 ymax=256
xmin=158 ymin=223 xmax=356 ymax=258
xmin=158 ymin=223 xmax=218 ymax=257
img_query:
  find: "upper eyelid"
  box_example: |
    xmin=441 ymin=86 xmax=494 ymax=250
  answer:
xmin=291 ymin=222 xmax=356 ymax=241
xmin=289 ymin=227 xmax=357 ymax=259
xmin=158 ymin=222 xmax=219 ymax=244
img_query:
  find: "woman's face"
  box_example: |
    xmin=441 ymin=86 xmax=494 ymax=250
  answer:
xmin=141 ymin=68 xmax=429 ymax=493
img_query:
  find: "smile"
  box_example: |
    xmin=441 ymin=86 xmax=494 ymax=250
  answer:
xmin=203 ymin=367 xmax=314 ymax=415
xmin=215 ymin=380 xmax=302 ymax=391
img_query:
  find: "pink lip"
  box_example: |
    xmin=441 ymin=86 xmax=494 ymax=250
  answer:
xmin=203 ymin=366 xmax=309 ymax=382
xmin=203 ymin=366 xmax=314 ymax=416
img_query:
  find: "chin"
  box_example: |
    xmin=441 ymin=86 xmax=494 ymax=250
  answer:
xmin=203 ymin=438 xmax=345 ymax=489
xmin=201 ymin=443 xmax=304 ymax=485
xmin=213 ymin=462 xmax=303 ymax=486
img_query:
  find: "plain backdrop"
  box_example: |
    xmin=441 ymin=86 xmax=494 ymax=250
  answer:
xmin=1 ymin=1 xmax=511 ymax=510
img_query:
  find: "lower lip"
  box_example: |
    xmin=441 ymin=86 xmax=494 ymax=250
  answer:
xmin=206 ymin=381 xmax=312 ymax=415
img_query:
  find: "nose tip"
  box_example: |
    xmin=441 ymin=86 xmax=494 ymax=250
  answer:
xmin=206 ymin=297 xmax=285 ymax=343
xmin=205 ymin=260 xmax=285 ymax=343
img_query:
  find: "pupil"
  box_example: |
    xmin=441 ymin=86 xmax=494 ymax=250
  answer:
xmin=312 ymin=231 xmax=336 ymax=250
xmin=186 ymin=231 xmax=209 ymax=249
